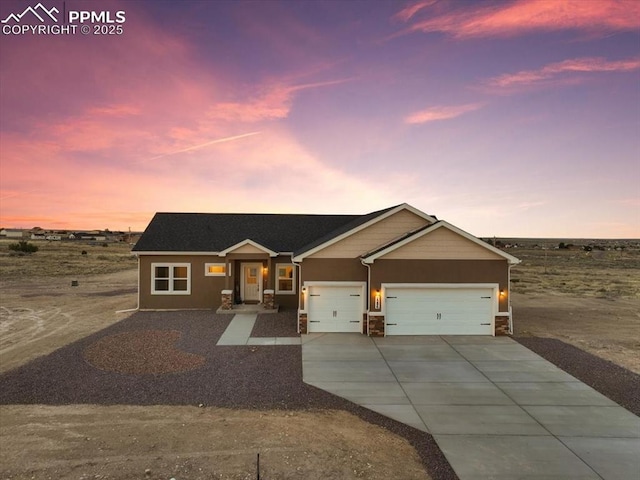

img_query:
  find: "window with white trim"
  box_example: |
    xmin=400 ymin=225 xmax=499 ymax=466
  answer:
xmin=152 ymin=263 xmax=191 ymax=294
xmin=205 ymin=263 xmax=226 ymax=276
xmin=276 ymin=264 xmax=295 ymax=294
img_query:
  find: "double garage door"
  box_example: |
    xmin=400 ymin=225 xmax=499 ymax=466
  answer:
xmin=385 ymin=285 xmax=495 ymax=335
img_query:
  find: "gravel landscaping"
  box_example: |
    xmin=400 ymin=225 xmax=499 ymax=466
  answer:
xmin=0 ymin=310 xmax=457 ymax=480
xmin=83 ymin=330 xmax=206 ymax=374
xmin=515 ymin=336 xmax=640 ymax=416
xmin=251 ymin=308 xmax=300 ymax=337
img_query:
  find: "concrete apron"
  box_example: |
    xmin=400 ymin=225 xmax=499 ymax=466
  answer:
xmin=302 ymin=334 xmax=640 ymax=480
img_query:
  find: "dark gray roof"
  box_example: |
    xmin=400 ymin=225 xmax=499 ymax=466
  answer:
xmin=132 ymin=205 xmax=400 ymax=254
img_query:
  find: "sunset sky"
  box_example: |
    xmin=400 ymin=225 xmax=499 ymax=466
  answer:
xmin=1 ymin=0 xmax=638 ymax=238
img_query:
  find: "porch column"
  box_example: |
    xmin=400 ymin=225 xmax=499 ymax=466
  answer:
xmin=221 ymin=290 xmax=233 ymax=310
xmin=224 ymin=259 xmax=230 ymax=290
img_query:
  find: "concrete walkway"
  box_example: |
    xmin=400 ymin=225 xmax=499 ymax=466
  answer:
xmin=216 ymin=314 xmax=302 ymax=346
xmin=302 ymin=333 xmax=640 ymax=480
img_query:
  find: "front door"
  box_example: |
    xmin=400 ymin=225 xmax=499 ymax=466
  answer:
xmin=241 ymin=263 xmax=262 ymax=303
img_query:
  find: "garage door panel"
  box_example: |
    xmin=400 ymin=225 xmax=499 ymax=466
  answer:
xmin=385 ymin=286 xmax=494 ymax=336
xmin=308 ymin=285 xmax=363 ymax=333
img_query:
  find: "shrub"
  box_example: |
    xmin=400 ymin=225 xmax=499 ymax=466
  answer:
xmin=8 ymin=241 xmax=38 ymax=253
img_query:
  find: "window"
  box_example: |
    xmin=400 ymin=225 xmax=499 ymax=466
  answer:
xmin=152 ymin=263 xmax=191 ymax=294
xmin=276 ymin=264 xmax=295 ymax=294
xmin=205 ymin=263 xmax=226 ymax=276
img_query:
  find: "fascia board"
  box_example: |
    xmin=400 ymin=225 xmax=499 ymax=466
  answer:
xmin=134 ymin=251 xmax=219 ymax=255
xmin=218 ymin=239 xmax=279 ymax=257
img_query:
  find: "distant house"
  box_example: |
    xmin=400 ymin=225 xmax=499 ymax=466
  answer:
xmin=45 ymin=235 xmax=62 ymax=241
xmin=133 ymin=203 xmax=521 ymax=336
xmin=0 ymin=229 xmax=25 ymax=238
xmin=30 ymin=234 xmax=46 ymax=240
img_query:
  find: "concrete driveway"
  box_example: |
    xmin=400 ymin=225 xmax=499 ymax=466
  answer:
xmin=302 ymin=334 xmax=640 ymax=480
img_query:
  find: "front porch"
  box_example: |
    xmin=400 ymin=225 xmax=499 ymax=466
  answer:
xmin=216 ymin=303 xmax=280 ymax=315
xmin=216 ymin=288 xmax=279 ymax=314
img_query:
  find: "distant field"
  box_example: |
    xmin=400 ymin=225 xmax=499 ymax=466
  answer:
xmin=509 ymin=244 xmax=640 ymax=299
xmin=0 ymin=239 xmax=137 ymax=279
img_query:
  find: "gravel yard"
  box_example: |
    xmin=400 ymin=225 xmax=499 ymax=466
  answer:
xmin=251 ymin=308 xmax=300 ymax=337
xmin=0 ymin=310 xmax=456 ymax=480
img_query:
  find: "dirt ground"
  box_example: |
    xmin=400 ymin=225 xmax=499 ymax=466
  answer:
xmin=1 ymin=239 xmax=638 ymax=479
xmin=0 ymin=269 xmax=138 ymax=373
xmin=0 ymin=405 xmax=428 ymax=480
xmin=513 ymin=293 xmax=640 ymax=374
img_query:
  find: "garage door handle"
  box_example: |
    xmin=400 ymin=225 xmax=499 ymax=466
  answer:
xmin=386 ymin=296 xmax=397 ymax=299
xmin=309 ymin=320 xmax=320 ymax=323
xmin=349 ymin=294 xmax=360 ymax=297
xmin=349 ymin=321 xmax=359 ymax=323
xmin=481 ymin=296 xmax=491 ymax=299
xmin=480 ymin=323 xmax=491 ymax=325
xmin=386 ymin=323 xmax=397 ymax=326
xmin=309 ymin=294 xmax=320 ymax=297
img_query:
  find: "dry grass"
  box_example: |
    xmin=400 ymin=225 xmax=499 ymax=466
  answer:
xmin=510 ymin=246 xmax=640 ymax=299
xmin=0 ymin=239 xmax=137 ymax=279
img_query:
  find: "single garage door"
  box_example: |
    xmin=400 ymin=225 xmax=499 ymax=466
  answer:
xmin=307 ymin=284 xmax=363 ymax=333
xmin=385 ymin=286 xmax=494 ymax=335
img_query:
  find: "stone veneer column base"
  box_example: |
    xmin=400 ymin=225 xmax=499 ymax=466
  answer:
xmin=263 ymin=290 xmax=275 ymax=310
xmin=495 ymin=316 xmax=510 ymax=336
xmin=368 ymin=314 xmax=384 ymax=337
xmin=299 ymin=313 xmax=308 ymax=334
xmin=221 ymin=290 xmax=233 ymax=310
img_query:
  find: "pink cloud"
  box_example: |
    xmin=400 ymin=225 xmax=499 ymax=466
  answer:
xmin=487 ymin=56 xmax=640 ymax=88
xmin=207 ymin=78 xmax=352 ymax=123
xmin=405 ymin=103 xmax=484 ymax=124
xmin=392 ymin=1 xmax=438 ymax=22
xmin=395 ymin=0 xmax=640 ymax=38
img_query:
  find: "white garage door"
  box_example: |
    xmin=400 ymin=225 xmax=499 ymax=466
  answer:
xmin=385 ymin=286 xmax=494 ymax=335
xmin=307 ymin=284 xmax=363 ymax=333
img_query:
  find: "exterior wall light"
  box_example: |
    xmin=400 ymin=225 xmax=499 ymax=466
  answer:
xmin=499 ymin=289 xmax=505 ymax=297
xmin=374 ymin=289 xmax=381 ymax=310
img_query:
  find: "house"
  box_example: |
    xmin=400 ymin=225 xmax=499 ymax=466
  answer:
xmin=0 ymin=229 xmax=25 ymax=238
xmin=132 ymin=204 xmax=520 ymax=336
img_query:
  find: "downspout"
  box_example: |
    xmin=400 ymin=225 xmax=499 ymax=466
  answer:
xmin=507 ymin=263 xmax=514 ymax=334
xmin=117 ymin=252 xmax=140 ymax=314
xmin=360 ymin=259 xmax=371 ymax=336
xmin=292 ymin=255 xmax=303 ymax=334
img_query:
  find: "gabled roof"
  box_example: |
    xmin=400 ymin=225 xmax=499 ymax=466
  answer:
xmin=218 ymin=239 xmax=278 ymax=257
xmin=132 ymin=212 xmax=363 ymax=253
xmin=292 ymin=203 xmax=436 ymax=260
xmin=361 ymin=220 xmax=521 ymax=265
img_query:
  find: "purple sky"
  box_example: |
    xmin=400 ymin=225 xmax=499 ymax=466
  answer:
xmin=1 ymin=0 xmax=638 ymax=237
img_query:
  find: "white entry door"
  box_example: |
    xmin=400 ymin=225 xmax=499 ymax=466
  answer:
xmin=241 ymin=263 xmax=262 ymax=303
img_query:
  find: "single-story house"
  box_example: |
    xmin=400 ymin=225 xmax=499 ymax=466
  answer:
xmin=0 ymin=229 xmax=25 ymax=238
xmin=132 ymin=203 xmax=520 ymax=336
